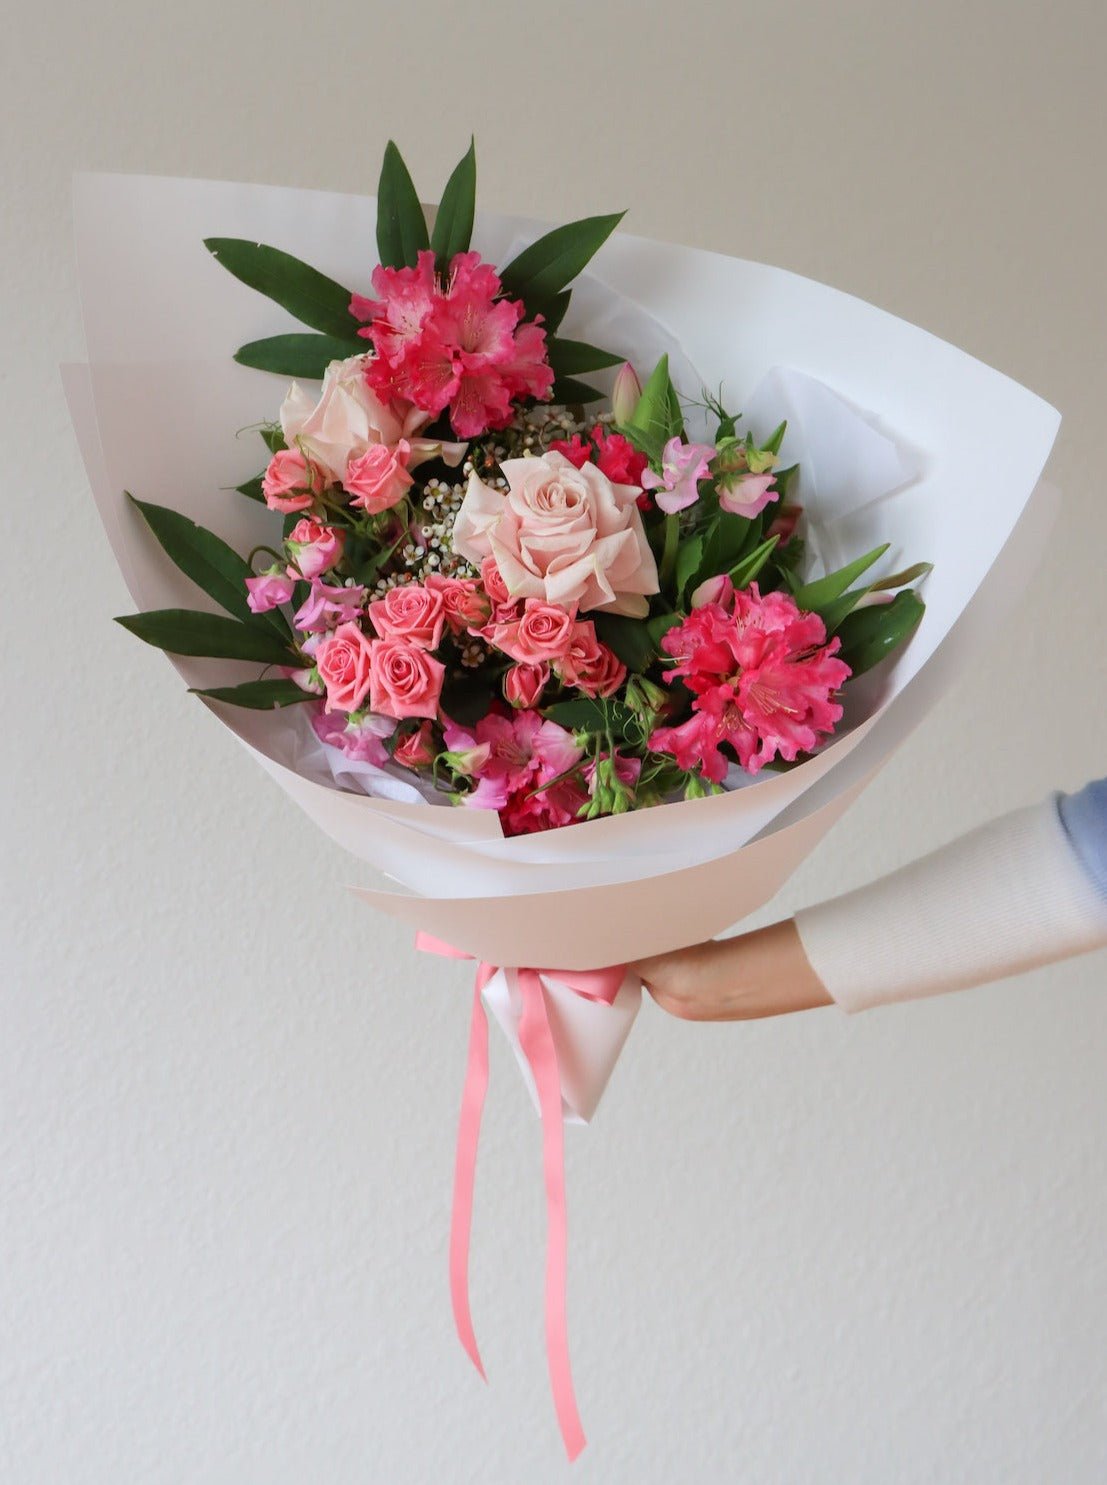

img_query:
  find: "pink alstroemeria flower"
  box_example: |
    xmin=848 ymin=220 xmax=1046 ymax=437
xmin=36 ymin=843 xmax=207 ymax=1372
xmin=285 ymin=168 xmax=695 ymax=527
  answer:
xmin=639 ymin=437 xmax=716 ymax=514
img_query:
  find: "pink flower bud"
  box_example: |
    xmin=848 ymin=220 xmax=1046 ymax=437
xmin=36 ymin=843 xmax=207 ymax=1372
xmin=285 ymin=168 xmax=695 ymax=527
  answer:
xmin=690 ymin=573 xmax=735 ymax=610
xmin=611 ymin=362 xmax=643 ymax=425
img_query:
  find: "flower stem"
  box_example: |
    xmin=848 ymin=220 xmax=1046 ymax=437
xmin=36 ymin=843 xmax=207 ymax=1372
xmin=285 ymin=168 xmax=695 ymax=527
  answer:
xmin=659 ymin=513 xmax=680 ymax=590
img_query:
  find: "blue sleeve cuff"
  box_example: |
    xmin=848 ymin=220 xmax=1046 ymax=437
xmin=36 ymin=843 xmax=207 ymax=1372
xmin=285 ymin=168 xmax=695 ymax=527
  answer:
xmin=1056 ymin=778 xmax=1107 ymax=902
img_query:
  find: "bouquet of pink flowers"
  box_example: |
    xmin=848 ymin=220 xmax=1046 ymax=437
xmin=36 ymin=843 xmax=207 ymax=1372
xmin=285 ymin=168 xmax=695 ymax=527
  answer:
xmin=115 ymin=139 xmax=926 ymax=835
xmin=69 ymin=142 xmax=1059 ymax=1461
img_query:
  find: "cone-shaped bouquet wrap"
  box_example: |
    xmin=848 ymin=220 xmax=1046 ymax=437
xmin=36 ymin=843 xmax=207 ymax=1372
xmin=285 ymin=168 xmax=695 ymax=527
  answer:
xmin=66 ymin=149 xmax=1059 ymax=1459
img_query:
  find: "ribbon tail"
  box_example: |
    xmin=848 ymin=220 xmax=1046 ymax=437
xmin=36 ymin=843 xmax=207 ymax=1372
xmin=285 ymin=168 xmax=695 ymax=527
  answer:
xmin=450 ymin=968 xmax=493 ymax=1381
xmin=517 ymin=970 xmax=587 ymax=1463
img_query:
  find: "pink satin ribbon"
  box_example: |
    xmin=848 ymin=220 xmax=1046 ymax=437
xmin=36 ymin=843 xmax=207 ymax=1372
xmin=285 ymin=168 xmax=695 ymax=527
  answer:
xmin=416 ymin=932 xmax=625 ymax=1462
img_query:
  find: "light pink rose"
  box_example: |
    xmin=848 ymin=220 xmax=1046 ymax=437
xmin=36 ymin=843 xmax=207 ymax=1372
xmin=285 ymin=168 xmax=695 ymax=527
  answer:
xmin=556 ymin=621 xmax=627 ymax=698
xmin=279 ymin=353 xmax=466 ymax=487
xmin=488 ymin=599 xmax=576 ymax=665
xmin=315 ymin=621 xmax=374 ymax=713
xmin=368 ymin=638 xmax=445 ymax=720
xmin=367 ymin=583 xmax=446 ymax=650
xmin=392 ymin=720 xmax=437 ymax=769
xmin=425 ymin=574 xmax=491 ymax=634
xmin=285 ymin=518 xmax=345 ymax=579
xmin=452 ymin=451 xmax=660 ymax=617
xmin=246 ymin=568 xmax=296 ymax=612
xmin=345 ymin=440 xmax=414 ymax=513
xmin=503 ymin=662 xmax=550 ymax=709
xmin=262 ymin=448 xmax=321 ymax=513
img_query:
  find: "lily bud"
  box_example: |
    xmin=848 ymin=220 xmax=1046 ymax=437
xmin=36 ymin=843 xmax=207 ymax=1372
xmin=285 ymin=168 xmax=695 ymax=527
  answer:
xmin=690 ymin=573 xmax=735 ymax=610
xmin=611 ymin=362 xmax=643 ymax=425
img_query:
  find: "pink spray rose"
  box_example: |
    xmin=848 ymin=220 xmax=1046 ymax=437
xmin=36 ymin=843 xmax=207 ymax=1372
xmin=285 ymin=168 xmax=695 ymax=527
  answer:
xmin=245 ymin=567 xmax=296 ymax=613
xmin=479 ymin=557 xmax=518 ymax=617
xmin=555 ymin=621 xmax=627 ymax=698
xmin=452 ymin=450 xmax=659 ymax=616
xmin=286 ymin=518 xmax=345 ymax=579
xmin=367 ymin=583 xmax=446 ymax=650
xmin=488 ymin=599 xmax=576 ymax=665
xmin=315 ymin=621 xmax=375 ymax=714
xmin=503 ymin=662 xmax=550 ymax=709
xmin=425 ymin=574 xmax=492 ymax=634
xmin=392 ymin=720 xmax=438 ymax=769
xmin=345 ymin=440 xmax=414 ymax=513
xmin=262 ymin=448 xmax=323 ymax=513
xmin=368 ymin=638 xmax=445 ymax=721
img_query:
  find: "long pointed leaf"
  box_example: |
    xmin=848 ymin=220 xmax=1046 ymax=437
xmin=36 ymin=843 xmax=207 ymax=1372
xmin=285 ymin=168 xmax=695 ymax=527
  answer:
xmin=234 ymin=333 xmax=360 ymax=378
xmin=791 ymin=544 xmax=889 ymax=612
xmin=430 ymin=137 xmax=476 ymax=270
xmin=550 ymin=376 xmax=603 ymax=405
xmin=127 ymin=494 xmax=276 ymax=629
xmin=500 ymin=212 xmax=624 ymax=313
xmin=376 ymin=140 xmax=430 ymax=268
xmin=191 ymin=679 xmax=312 ymax=709
xmin=204 ymin=239 xmax=361 ymax=341
xmin=546 ymin=337 xmax=623 ymax=376
xmin=115 ymin=610 xmax=296 ymax=666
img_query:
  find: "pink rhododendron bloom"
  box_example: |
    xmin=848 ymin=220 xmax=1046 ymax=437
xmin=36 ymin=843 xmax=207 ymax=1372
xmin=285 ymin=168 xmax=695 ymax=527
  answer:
xmin=650 ymin=585 xmax=851 ymax=776
xmin=639 ymin=436 xmax=716 ymax=515
xmin=442 ymin=711 xmax=586 ymax=835
xmin=452 ymin=450 xmax=659 ymax=616
xmin=345 ymin=439 xmax=414 ymax=514
xmin=280 ymin=353 xmax=465 ymax=489
xmin=717 ymin=470 xmax=778 ymax=519
xmin=488 ymin=599 xmax=576 ymax=665
xmin=262 ymin=448 xmax=322 ymax=513
xmin=548 ymin=432 xmax=592 ymax=468
xmin=503 ymin=661 xmax=550 ymax=709
xmin=550 ymin=425 xmax=648 ymax=490
xmin=425 ymin=573 xmax=491 ymax=634
xmin=293 ymin=579 xmax=367 ymax=634
xmin=367 ymin=583 xmax=446 ymax=650
xmin=316 ymin=622 xmax=375 ymax=714
xmin=246 ymin=567 xmax=296 ymax=612
xmin=285 ymin=518 xmax=345 ymax=579
xmin=368 ymin=637 xmax=445 ymax=720
xmin=392 ymin=721 xmax=437 ymax=769
xmin=352 ymin=250 xmax=554 ymax=439
xmin=555 ymin=621 xmax=627 ymax=698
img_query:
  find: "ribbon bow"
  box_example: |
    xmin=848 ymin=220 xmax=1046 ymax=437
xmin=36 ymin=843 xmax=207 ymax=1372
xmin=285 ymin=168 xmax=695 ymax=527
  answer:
xmin=416 ymin=932 xmax=626 ymax=1462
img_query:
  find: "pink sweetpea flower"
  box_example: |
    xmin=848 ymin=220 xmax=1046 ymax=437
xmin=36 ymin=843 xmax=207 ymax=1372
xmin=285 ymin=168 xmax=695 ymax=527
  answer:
xmin=639 ymin=437 xmax=716 ymax=515
xmin=294 ymin=579 xmax=368 ymax=634
xmin=246 ymin=567 xmax=296 ymax=613
xmin=717 ymin=471 xmax=779 ymax=519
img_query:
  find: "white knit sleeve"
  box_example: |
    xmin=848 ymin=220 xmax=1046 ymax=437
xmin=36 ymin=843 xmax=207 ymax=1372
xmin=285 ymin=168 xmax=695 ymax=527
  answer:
xmin=794 ymin=800 xmax=1107 ymax=1013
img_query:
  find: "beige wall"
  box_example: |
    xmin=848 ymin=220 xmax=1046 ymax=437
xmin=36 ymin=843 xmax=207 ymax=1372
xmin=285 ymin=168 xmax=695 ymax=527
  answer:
xmin=3 ymin=1 xmax=1106 ymax=1479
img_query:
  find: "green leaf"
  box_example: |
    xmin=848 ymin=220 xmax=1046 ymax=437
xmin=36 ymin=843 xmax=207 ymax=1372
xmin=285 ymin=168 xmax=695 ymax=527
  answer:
xmin=260 ymin=426 xmax=285 ymax=455
xmin=546 ymin=338 xmax=623 ymax=376
xmin=544 ymin=696 xmax=635 ymax=737
xmin=836 ymin=591 xmax=925 ymax=676
xmin=115 ymin=609 xmax=296 ymax=666
xmin=646 ymin=611 xmax=681 ymax=648
xmin=234 ymin=333 xmax=360 ymax=379
xmin=675 ymin=534 xmax=705 ymax=600
xmin=376 ymin=140 xmax=430 ymax=268
xmin=190 ymin=678 xmax=312 ymax=709
xmin=430 ymin=136 xmax=476 ymax=271
xmin=203 ymin=239 xmax=360 ymax=341
xmin=499 ymin=212 xmax=625 ymax=314
xmin=790 ymin=544 xmax=890 ymax=613
xmin=594 ymin=613 xmax=659 ymax=672
xmin=126 ymin=494 xmax=278 ymax=630
xmin=621 ymin=354 xmax=682 ymax=457
xmin=541 ymin=290 xmax=572 ymax=334
xmin=729 ymin=534 xmax=779 ymax=589
xmin=870 ymin=560 xmax=933 ymax=592
xmin=550 ymin=376 xmax=603 ymax=405
xmin=235 ymin=475 xmax=265 ymax=503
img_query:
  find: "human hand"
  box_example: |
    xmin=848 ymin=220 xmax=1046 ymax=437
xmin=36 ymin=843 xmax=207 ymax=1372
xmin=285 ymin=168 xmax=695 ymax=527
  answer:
xmin=633 ymin=919 xmax=833 ymax=1021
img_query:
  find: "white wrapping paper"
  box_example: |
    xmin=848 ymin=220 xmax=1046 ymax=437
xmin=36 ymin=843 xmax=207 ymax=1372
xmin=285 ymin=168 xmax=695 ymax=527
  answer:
xmin=66 ymin=171 xmax=1061 ymax=1118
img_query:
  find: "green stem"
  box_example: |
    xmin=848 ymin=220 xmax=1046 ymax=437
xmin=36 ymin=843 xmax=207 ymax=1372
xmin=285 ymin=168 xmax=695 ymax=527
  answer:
xmin=658 ymin=513 xmax=680 ymax=590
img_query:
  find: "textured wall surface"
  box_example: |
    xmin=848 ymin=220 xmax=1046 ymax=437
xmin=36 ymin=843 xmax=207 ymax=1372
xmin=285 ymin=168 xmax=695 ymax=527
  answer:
xmin=3 ymin=2 xmax=1106 ymax=1480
